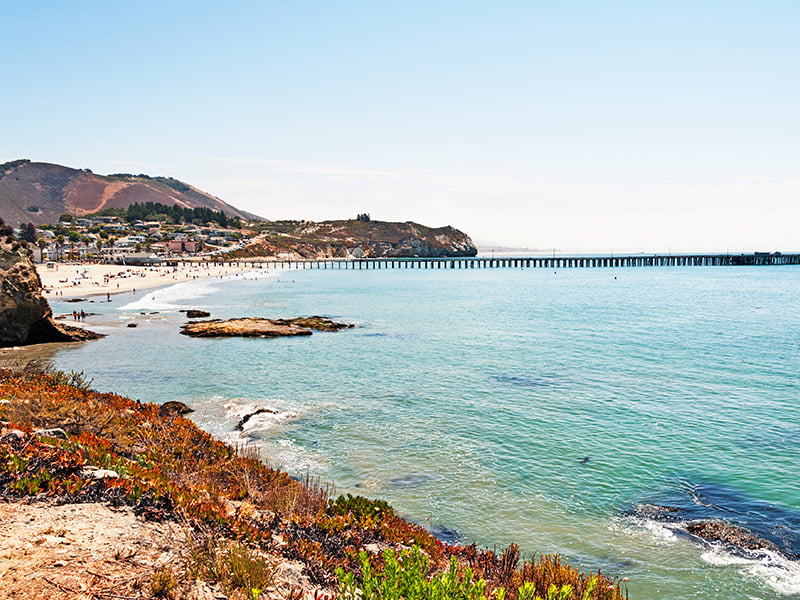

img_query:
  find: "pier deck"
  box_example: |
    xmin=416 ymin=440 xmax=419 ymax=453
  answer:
xmin=188 ymin=253 xmax=800 ymax=270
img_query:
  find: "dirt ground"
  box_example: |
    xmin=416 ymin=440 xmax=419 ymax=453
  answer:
xmin=0 ymin=500 xmax=326 ymax=600
xmin=0 ymin=500 xmax=198 ymax=599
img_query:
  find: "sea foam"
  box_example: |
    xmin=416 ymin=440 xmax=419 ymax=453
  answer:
xmin=118 ymin=269 xmax=280 ymax=311
xmin=701 ymin=547 xmax=800 ymax=596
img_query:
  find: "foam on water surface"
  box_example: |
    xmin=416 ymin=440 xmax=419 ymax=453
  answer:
xmin=701 ymin=547 xmax=800 ymax=596
xmin=118 ymin=269 xmax=281 ymax=311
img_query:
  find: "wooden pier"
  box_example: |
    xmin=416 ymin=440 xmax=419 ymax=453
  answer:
xmin=188 ymin=252 xmax=800 ymax=270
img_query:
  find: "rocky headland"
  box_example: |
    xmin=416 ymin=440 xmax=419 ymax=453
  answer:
xmin=0 ymin=227 xmax=102 ymax=347
xmin=231 ymin=219 xmax=477 ymax=260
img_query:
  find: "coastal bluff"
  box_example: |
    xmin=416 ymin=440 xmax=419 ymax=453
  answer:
xmin=0 ymin=237 xmax=101 ymax=347
xmin=230 ymin=219 xmax=478 ymax=260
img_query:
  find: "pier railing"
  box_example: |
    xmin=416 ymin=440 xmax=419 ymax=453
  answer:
xmin=175 ymin=253 xmax=800 ymax=270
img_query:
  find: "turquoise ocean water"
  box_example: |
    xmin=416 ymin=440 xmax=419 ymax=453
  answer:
xmin=23 ymin=265 xmax=800 ymax=599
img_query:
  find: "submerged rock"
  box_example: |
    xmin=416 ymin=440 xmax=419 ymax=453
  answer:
xmin=179 ymin=316 xmax=352 ymax=338
xmin=635 ymin=503 xmax=681 ymax=519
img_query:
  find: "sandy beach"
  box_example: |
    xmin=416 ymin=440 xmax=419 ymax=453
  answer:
xmin=37 ymin=262 xmax=256 ymax=300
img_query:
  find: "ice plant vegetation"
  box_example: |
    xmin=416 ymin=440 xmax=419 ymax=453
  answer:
xmin=0 ymin=368 xmax=627 ymax=599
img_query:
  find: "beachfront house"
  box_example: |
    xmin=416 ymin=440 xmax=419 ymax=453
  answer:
xmin=167 ymin=240 xmax=199 ymax=254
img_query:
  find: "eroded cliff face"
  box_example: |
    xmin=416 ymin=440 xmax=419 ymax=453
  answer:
xmin=0 ymin=242 xmax=100 ymax=347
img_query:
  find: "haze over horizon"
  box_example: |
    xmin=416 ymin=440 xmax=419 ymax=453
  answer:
xmin=2 ymin=2 xmax=797 ymax=254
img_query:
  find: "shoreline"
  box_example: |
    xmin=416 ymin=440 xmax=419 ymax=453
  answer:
xmin=0 ymin=369 xmax=625 ymax=600
xmin=36 ymin=261 xmax=258 ymax=300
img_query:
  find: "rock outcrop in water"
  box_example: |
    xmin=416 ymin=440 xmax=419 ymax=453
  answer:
xmin=0 ymin=235 xmax=102 ymax=347
xmin=686 ymin=521 xmax=779 ymax=553
xmin=179 ymin=316 xmax=353 ymax=338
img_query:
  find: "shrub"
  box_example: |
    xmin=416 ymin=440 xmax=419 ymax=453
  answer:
xmin=150 ymin=566 xmax=178 ymax=598
xmin=328 ymin=494 xmax=393 ymax=527
xmin=187 ymin=536 xmax=275 ymax=599
xmin=337 ymin=547 xmax=487 ymax=600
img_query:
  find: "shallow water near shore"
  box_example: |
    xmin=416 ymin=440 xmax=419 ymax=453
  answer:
xmin=16 ymin=265 xmax=800 ymax=599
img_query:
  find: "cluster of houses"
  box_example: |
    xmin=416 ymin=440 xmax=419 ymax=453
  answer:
xmin=22 ymin=215 xmax=249 ymax=264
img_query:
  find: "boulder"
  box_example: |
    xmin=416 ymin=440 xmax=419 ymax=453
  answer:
xmin=185 ymin=309 xmax=211 ymax=318
xmin=0 ymin=243 xmax=102 ymax=346
xmin=0 ymin=429 xmax=26 ymax=442
xmin=80 ymin=466 xmax=119 ymax=480
xmin=34 ymin=428 xmax=68 ymax=440
xmin=159 ymin=401 xmax=193 ymax=417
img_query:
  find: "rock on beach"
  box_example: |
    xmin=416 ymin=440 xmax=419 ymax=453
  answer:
xmin=159 ymin=400 xmax=193 ymax=417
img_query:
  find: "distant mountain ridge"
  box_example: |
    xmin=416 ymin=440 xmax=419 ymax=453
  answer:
xmin=0 ymin=159 xmax=259 ymax=225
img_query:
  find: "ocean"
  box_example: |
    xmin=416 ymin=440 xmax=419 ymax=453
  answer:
xmin=20 ymin=264 xmax=800 ymax=599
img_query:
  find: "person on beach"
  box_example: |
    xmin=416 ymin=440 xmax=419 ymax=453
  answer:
xmin=72 ymin=310 xmax=78 ymax=321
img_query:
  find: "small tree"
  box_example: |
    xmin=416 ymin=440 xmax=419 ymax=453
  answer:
xmin=356 ymin=213 xmax=371 ymax=222
xmin=0 ymin=217 xmax=12 ymax=239
xmin=23 ymin=222 xmax=36 ymax=243
xmin=56 ymin=234 xmax=65 ymax=261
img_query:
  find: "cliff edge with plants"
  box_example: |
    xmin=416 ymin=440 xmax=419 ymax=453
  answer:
xmin=0 ymin=369 xmax=627 ymax=600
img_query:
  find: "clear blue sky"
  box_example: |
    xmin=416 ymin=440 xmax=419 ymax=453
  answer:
xmin=2 ymin=1 xmax=798 ymax=252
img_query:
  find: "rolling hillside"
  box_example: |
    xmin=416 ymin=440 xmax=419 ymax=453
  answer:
xmin=0 ymin=159 xmax=259 ymax=225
